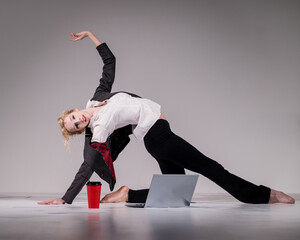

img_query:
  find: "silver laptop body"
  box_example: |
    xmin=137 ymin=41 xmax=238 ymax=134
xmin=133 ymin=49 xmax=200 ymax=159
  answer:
xmin=127 ymin=174 xmax=198 ymax=208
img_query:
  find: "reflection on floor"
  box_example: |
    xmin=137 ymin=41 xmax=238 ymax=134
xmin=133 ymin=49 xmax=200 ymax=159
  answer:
xmin=0 ymin=192 xmax=299 ymax=240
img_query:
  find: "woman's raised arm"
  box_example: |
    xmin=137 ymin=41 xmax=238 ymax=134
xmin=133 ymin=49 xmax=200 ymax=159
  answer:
xmin=69 ymin=30 xmax=102 ymax=47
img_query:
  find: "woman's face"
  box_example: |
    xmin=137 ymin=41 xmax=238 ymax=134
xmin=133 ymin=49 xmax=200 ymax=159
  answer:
xmin=64 ymin=108 xmax=91 ymax=132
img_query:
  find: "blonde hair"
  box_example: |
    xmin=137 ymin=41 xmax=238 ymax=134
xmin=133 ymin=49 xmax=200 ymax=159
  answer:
xmin=57 ymin=109 xmax=85 ymax=150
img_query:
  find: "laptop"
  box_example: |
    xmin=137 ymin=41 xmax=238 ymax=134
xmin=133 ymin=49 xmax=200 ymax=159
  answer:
xmin=126 ymin=174 xmax=199 ymax=208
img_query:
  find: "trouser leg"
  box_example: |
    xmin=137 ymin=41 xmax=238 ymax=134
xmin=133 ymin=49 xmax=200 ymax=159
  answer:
xmin=162 ymin=133 xmax=270 ymax=203
xmin=156 ymin=158 xmax=186 ymax=174
xmin=128 ymin=189 xmax=149 ymax=203
xmin=142 ymin=120 xmax=271 ymax=204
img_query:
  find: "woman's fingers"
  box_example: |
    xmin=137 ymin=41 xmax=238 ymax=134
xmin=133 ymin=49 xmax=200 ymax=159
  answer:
xmin=70 ymin=32 xmax=78 ymax=40
xmin=69 ymin=31 xmax=90 ymax=42
xmin=37 ymin=200 xmax=53 ymax=205
xmin=70 ymin=32 xmax=79 ymax=38
xmin=37 ymin=199 xmax=64 ymax=205
xmin=69 ymin=32 xmax=84 ymax=41
xmin=69 ymin=37 xmax=80 ymax=41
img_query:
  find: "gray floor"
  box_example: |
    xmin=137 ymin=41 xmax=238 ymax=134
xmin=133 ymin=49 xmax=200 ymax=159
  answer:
xmin=0 ymin=192 xmax=299 ymax=240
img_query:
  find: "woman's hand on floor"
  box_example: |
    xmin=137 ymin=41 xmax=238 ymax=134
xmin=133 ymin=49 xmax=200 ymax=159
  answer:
xmin=37 ymin=198 xmax=66 ymax=205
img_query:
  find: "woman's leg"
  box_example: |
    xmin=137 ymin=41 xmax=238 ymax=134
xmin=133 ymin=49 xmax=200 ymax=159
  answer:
xmin=156 ymin=158 xmax=186 ymax=175
xmin=101 ymin=120 xmax=294 ymax=204
xmin=143 ymin=120 xmax=271 ymax=204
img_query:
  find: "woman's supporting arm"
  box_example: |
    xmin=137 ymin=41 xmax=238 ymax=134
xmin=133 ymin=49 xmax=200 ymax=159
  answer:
xmin=37 ymin=161 xmax=94 ymax=205
xmin=61 ymin=161 xmax=94 ymax=204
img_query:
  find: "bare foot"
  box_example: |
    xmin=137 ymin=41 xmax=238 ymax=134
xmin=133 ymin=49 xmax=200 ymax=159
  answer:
xmin=101 ymin=186 xmax=129 ymax=203
xmin=268 ymin=189 xmax=295 ymax=204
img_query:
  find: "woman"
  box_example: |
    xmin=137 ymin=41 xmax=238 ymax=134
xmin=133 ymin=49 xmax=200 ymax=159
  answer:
xmin=38 ymin=30 xmax=294 ymax=205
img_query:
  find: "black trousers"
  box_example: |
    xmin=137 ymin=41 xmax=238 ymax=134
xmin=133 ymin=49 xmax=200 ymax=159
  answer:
xmin=128 ymin=119 xmax=271 ymax=204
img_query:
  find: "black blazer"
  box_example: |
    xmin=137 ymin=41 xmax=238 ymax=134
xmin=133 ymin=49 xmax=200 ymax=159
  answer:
xmin=62 ymin=43 xmax=140 ymax=204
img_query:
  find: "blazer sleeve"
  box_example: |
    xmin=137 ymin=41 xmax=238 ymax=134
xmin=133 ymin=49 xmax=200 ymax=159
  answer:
xmin=92 ymin=42 xmax=116 ymax=97
xmin=61 ymin=161 xmax=94 ymax=204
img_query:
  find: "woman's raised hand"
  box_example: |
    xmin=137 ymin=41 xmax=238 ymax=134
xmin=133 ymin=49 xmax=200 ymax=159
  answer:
xmin=69 ymin=31 xmax=91 ymax=42
xmin=69 ymin=30 xmax=102 ymax=46
xmin=37 ymin=198 xmax=66 ymax=205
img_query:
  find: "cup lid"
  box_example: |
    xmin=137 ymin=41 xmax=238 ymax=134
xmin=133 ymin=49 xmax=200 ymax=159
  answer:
xmin=86 ymin=181 xmax=102 ymax=186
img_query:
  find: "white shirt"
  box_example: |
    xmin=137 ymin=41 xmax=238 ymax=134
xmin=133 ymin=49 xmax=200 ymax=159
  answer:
xmin=86 ymin=93 xmax=161 ymax=143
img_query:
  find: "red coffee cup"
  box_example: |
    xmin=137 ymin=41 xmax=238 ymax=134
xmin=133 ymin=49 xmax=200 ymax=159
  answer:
xmin=86 ymin=181 xmax=102 ymax=209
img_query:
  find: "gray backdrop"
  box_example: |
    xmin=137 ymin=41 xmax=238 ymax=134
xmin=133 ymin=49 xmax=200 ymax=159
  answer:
xmin=0 ymin=0 xmax=299 ymax=196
